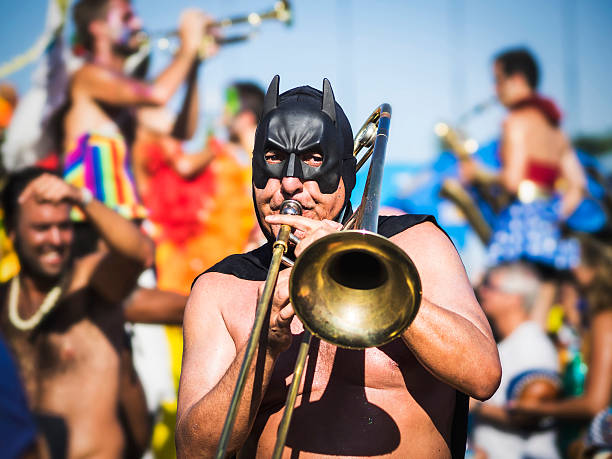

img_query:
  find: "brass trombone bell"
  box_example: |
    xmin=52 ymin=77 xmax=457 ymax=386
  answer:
xmin=290 ymin=230 xmax=421 ymax=349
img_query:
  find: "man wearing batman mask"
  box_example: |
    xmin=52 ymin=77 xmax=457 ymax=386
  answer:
xmin=176 ymin=76 xmax=501 ymax=458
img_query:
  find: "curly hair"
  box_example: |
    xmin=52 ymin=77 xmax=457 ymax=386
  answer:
xmin=579 ymin=236 xmax=612 ymax=316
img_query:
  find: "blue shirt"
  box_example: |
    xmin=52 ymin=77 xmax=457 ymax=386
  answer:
xmin=0 ymin=333 xmax=37 ymax=458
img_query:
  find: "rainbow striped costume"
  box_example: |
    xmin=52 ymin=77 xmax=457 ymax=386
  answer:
xmin=63 ymin=132 xmax=147 ymax=220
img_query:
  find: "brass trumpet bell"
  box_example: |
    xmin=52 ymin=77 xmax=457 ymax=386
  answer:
xmin=290 ymin=230 xmax=422 ymax=349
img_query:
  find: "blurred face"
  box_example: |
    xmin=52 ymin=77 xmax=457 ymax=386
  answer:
xmin=11 ymin=200 xmax=73 ymax=281
xmin=254 ymin=153 xmax=346 ymax=238
xmin=493 ymin=61 xmax=526 ymax=107
xmin=223 ymin=109 xmax=251 ymax=143
xmin=572 ymin=263 xmax=596 ymax=288
xmin=105 ymin=0 xmax=143 ymax=55
xmin=477 ymin=269 xmax=519 ymax=319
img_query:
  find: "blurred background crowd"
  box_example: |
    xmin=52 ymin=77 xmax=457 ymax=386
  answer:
xmin=0 ymin=0 xmax=610 ymax=458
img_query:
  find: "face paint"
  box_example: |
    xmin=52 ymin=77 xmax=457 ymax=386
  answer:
xmin=225 ymin=87 xmax=241 ymax=118
xmin=108 ymin=1 xmax=143 ymax=57
xmin=252 ymin=76 xmax=355 ymax=195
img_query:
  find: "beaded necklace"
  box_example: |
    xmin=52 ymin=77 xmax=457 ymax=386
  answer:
xmin=8 ymin=275 xmax=62 ymax=331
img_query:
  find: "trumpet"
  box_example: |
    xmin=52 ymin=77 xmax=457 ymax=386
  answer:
xmin=142 ymin=0 xmax=292 ymax=52
xmin=215 ymin=102 xmax=422 ymax=458
xmin=433 ymin=97 xmax=507 ymax=244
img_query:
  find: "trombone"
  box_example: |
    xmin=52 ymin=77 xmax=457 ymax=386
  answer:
xmin=215 ymin=104 xmax=422 ymax=458
xmin=142 ymin=0 xmax=292 ymax=52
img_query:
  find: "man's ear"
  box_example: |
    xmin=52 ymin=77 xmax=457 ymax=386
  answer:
xmin=7 ymin=227 xmax=16 ymax=245
xmin=88 ymin=18 xmax=106 ymax=40
xmin=509 ymin=72 xmax=528 ymax=89
xmin=238 ymin=111 xmax=256 ymax=127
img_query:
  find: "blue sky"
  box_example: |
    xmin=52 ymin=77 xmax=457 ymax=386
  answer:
xmin=2 ymin=0 xmax=611 ymax=164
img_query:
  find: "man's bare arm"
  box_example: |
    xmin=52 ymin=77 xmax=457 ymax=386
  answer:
xmin=123 ymin=287 xmax=186 ymax=325
xmin=263 ymin=213 xmax=501 ymax=400
xmin=394 ymin=222 xmax=501 ymax=400
xmin=176 ymin=272 xmax=293 ymax=457
xmin=74 ymin=191 xmax=154 ymax=302
xmin=171 ymin=59 xmax=200 ymax=140
xmin=73 ymin=11 xmax=208 ymax=107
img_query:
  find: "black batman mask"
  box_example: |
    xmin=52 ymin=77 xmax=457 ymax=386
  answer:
xmin=252 ymin=76 xmax=356 ymax=197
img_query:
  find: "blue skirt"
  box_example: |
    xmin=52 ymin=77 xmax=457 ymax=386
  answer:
xmin=487 ymin=198 xmax=580 ymax=270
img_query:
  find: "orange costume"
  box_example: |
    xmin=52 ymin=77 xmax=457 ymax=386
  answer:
xmin=138 ymin=136 xmax=256 ymax=295
xmin=134 ymin=136 xmax=256 ymax=458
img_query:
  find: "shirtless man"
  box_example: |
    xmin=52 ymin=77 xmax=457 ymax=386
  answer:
xmin=176 ymin=76 xmax=501 ymax=458
xmin=64 ymin=0 xmax=210 ymax=227
xmin=0 ymin=168 xmax=154 ymax=457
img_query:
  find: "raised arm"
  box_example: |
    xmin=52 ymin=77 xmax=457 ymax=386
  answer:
xmin=72 ymin=11 xmax=208 ymax=107
xmin=19 ymin=173 xmax=154 ymax=303
xmin=170 ymin=13 xmax=221 ymax=140
xmin=394 ymin=222 xmax=502 ymax=400
xmin=176 ymin=270 xmax=294 ymax=457
xmin=171 ymin=58 xmax=200 ymax=140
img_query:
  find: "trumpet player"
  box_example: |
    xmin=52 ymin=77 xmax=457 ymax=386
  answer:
xmin=63 ymin=0 xmax=216 ymax=245
xmin=176 ymin=76 xmax=501 ymax=458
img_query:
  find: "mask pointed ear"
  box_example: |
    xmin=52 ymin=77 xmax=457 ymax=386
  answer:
xmin=263 ymin=75 xmax=280 ymax=116
xmin=321 ymin=78 xmax=337 ymax=124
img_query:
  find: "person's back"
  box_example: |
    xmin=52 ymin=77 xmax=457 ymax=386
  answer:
xmin=508 ymin=106 xmax=568 ymax=170
xmin=480 ymin=48 xmax=587 ymax=270
xmin=492 ymin=48 xmax=584 ymax=201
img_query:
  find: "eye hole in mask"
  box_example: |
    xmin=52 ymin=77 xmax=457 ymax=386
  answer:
xmin=264 ymin=151 xmax=324 ymax=169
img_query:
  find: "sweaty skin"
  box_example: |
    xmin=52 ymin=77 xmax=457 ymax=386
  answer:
xmin=176 ymin=175 xmax=501 ymax=458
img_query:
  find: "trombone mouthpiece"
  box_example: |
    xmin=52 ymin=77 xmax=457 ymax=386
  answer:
xmin=280 ymin=200 xmax=302 ymax=216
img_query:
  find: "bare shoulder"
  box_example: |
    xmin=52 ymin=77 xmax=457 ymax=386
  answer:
xmin=187 ymin=272 xmax=259 ymax=342
xmin=71 ymin=63 xmax=103 ymax=88
xmin=71 ymin=63 xmax=123 ymax=95
xmin=179 ymin=272 xmax=259 ymax=413
xmin=503 ymin=110 xmax=533 ymax=133
xmin=189 ymin=272 xmax=257 ymax=313
xmin=390 ymin=221 xmax=468 ymax=293
xmin=390 ymin=221 xmax=462 ymax=274
xmin=390 ymin=221 xmax=489 ymax=328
